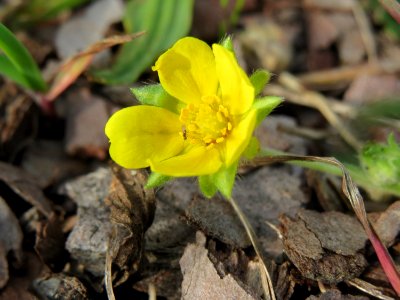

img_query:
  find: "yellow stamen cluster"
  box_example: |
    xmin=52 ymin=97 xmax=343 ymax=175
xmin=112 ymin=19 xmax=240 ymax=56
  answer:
xmin=179 ymin=95 xmax=233 ymax=149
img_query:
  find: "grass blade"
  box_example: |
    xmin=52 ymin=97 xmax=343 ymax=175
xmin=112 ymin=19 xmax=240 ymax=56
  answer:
xmin=0 ymin=23 xmax=46 ymax=91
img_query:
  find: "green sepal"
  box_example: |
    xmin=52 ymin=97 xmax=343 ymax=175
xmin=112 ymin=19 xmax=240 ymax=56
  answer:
xmin=145 ymin=172 xmax=173 ymax=189
xmin=199 ymin=175 xmax=218 ymax=198
xmin=131 ymin=84 xmax=185 ymax=114
xmin=220 ymin=35 xmax=234 ymax=52
xmin=213 ymin=161 xmax=239 ymax=198
xmin=199 ymin=161 xmax=239 ymax=199
xmin=243 ymin=137 xmax=260 ymax=160
xmin=253 ymin=96 xmax=283 ymax=125
xmin=250 ymin=69 xmax=271 ymax=96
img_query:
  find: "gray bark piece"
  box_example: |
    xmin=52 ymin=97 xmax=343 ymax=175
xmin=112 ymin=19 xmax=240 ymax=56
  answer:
xmin=146 ymin=178 xmax=197 ymax=250
xmin=298 ymin=210 xmax=367 ymax=256
xmin=61 ymin=167 xmax=113 ymax=277
xmin=180 ymin=232 xmax=256 ymax=300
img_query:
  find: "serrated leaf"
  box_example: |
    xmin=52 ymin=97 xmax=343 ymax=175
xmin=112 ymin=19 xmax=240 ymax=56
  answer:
xmin=131 ymin=84 xmax=184 ymax=114
xmin=253 ymin=96 xmax=283 ymax=125
xmin=0 ymin=23 xmax=46 ymax=91
xmin=250 ymin=69 xmax=271 ymax=96
xmin=91 ymin=0 xmax=194 ymax=85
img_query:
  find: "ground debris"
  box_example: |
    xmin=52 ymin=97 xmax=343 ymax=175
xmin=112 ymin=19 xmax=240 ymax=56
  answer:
xmin=32 ymin=273 xmax=88 ymax=300
xmin=369 ymin=200 xmax=400 ymax=247
xmin=105 ymin=165 xmax=156 ymax=286
xmin=180 ymin=231 xmax=257 ymax=300
xmin=306 ymin=289 xmax=369 ymax=300
xmin=280 ymin=210 xmax=368 ymax=283
xmin=0 ymin=161 xmax=53 ymax=218
xmin=185 ymin=195 xmax=250 ymax=248
xmin=60 ymin=167 xmax=113 ymax=278
xmin=0 ymin=196 xmax=23 ymax=288
xmin=64 ymin=88 xmax=114 ymax=159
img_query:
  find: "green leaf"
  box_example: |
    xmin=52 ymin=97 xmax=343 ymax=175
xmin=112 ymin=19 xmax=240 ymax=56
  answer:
xmin=131 ymin=84 xmax=185 ymax=114
xmin=253 ymin=96 xmax=283 ymax=125
xmin=199 ymin=175 xmax=218 ymax=198
xmin=91 ymin=0 xmax=194 ymax=85
xmin=250 ymin=69 xmax=271 ymax=96
xmin=145 ymin=172 xmax=173 ymax=189
xmin=0 ymin=23 xmax=46 ymax=91
xmin=11 ymin=0 xmax=89 ymax=26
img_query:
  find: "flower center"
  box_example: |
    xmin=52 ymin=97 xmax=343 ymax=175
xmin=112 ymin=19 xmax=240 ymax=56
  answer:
xmin=179 ymin=95 xmax=233 ymax=149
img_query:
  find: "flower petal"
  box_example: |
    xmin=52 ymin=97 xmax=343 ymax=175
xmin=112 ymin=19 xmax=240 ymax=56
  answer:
xmin=105 ymin=106 xmax=184 ymax=169
xmin=152 ymin=37 xmax=218 ymax=104
xmin=212 ymin=44 xmax=254 ymax=115
xmin=223 ymin=109 xmax=257 ymax=166
xmin=149 ymin=145 xmax=222 ymax=176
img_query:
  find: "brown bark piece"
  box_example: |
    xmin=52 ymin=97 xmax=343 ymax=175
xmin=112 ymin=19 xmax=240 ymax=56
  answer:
xmin=21 ymin=140 xmax=88 ymax=188
xmin=370 ymin=200 xmax=400 ymax=247
xmin=180 ymin=232 xmax=256 ymax=300
xmin=344 ymin=74 xmax=400 ymax=104
xmin=280 ymin=210 xmax=368 ymax=284
xmin=306 ymin=289 xmax=369 ymax=299
xmin=0 ymin=162 xmax=53 ymax=217
xmin=34 ymin=212 xmax=68 ymax=272
xmin=105 ymin=165 xmax=156 ymax=285
xmin=65 ymin=88 xmax=112 ymax=160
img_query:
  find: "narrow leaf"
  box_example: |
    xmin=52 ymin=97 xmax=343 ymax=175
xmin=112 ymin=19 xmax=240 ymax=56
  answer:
xmin=91 ymin=0 xmax=194 ymax=85
xmin=0 ymin=23 xmax=46 ymax=91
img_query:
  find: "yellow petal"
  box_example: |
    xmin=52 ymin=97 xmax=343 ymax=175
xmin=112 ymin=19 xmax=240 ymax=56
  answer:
xmin=105 ymin=106 xmax=184 ymax=169
xmin=152 ymin=37 xmax=218 ymax=104
xmin=223 ymin=109 xmax=257 ymax=166
xmin=212 ymin=44 xmax=254 ymax=115
xmin=149 ymin=145 xmax=222 ymax=176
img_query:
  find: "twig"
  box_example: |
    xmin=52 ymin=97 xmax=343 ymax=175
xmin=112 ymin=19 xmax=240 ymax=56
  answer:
xmin=297 ymin=60 xmax=400 ymax=89
xmin=347 ymin=278 xmax=396 ymax=300
xmin=105 ymin=241 xmax=116 ymax=300
xmin=352 ymin=1 xmax=378 ymax=63
xmin=271 ymin=73 xmax=363 ymax=151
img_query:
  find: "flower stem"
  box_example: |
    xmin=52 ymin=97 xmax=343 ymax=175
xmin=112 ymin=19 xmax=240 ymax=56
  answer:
xmin=227 ymin=196 xmax=276 ymax=300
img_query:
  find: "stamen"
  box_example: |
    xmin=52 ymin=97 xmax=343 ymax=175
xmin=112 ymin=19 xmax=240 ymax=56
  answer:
xmin=179 ymin=94 xmax=233 ymax=147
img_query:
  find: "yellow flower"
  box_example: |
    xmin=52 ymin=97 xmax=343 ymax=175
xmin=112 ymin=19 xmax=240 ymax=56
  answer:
xmin=105 ymin=37 xmax=281 ymax=196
